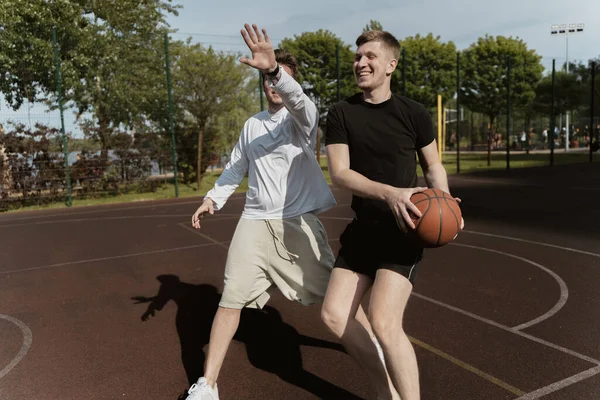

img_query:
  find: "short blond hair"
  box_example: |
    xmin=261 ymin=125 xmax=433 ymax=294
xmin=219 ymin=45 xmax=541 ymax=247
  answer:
xmin=356 ymin=30 xmax=400 ymax=60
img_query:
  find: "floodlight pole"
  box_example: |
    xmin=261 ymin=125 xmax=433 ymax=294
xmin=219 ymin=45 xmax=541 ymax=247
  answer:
xmin=551 ymin=23 xmax=584 ymax=152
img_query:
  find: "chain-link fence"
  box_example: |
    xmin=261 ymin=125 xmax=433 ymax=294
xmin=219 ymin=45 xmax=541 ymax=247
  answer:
xmin=1 ymin=27 xmax=263 ymax=211
xmin=1 ymin=25 xmax=599 ymax=211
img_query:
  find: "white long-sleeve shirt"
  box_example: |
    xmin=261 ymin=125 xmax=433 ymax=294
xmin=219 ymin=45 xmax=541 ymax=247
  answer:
xmin=205 ymin=67 xmax=336 ymax=219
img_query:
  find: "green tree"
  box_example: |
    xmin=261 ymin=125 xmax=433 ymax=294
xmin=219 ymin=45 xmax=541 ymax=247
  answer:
xmin=460 ymin=35 xmax=544 ymax=161
xmin=363 ymin=20 xmax=383 ymax=32
xmin=0 ymin=0 xmax=89 ymax=109
xmin=0 ymin=0 xmax=179 ymax=160
xmin=170 ymin=39 xmax=255 ymax=188
xmin=279 ymin=30 xmax=356 ymax=161
xmin=68 ymin=1 xmax=179 ymax=157
xmin=565 ymin=59 xmax=600 ymax=121
xmin=461 ymin=35 xmax=543 ymax=128
xmin=533 ymin=71 xmax=588 ymax=117
xmin=0 ymin=0 xmax=178 ymax=113
xmin=398 ymin=34 xmax=457 ymax=109
xmin=279 ymin=30 xmax=356 ymax=122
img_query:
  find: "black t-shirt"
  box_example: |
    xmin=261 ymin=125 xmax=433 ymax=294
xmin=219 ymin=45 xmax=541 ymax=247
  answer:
xmin=325 ymin=93 xmax=435 ymax=223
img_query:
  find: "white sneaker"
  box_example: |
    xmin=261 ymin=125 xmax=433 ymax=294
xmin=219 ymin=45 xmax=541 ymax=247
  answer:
xmin=186 ymin=377 xmax=219 ymax=400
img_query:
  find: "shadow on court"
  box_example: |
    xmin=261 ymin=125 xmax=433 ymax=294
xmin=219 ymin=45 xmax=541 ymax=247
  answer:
xmin=131 ymin=275 xmax=361 ymax=400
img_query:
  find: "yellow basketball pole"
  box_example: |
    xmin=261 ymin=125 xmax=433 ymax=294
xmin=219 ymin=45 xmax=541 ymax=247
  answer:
xmin=437 ymin=94 xmax=443 ymax=161
xmin=442 ymin=107 xmax=447 ymax=156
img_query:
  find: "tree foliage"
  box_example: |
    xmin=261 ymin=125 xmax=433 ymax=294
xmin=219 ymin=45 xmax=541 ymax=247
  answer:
xmin=66 ymin=1 xmax=178 ymax=154
xmin=363 ymin=20 xmax=383 ymax=32
xmin=0 ymin=0 xmax=179 ymax=114
xmin=533 ymin=71 xmax=588 ymax=116
xmin=398 ymin=33 xmax=457 ymax=108
xmin=460 ymin=35 xmax=544 ymax=127
xmin=169 ymin=39 xmax=256 ymax=186
xmin=0 ymin=1 xmax=86 ymax=109
xmin=280 ymin=30 xmax=356 ymax=122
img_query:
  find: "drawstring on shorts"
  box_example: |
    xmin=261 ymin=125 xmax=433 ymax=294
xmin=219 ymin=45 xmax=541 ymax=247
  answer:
xmin=265 ymin=220 xmax=299 ymax=262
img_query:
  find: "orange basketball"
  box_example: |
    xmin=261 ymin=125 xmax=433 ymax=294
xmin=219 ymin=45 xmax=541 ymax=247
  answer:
xmin=410 ymin=188 xmax=462 ymax=248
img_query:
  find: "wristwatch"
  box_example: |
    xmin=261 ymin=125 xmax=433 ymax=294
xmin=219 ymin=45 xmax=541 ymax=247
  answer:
xmin=265 ymin=64 xmax=280 ymax=77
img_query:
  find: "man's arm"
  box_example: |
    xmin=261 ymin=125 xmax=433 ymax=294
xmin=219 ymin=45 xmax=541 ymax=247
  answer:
xmin=417 ymin=140 xmax=464 ymax=228
xmin=204 ymin=132 xmax=249 ymax=211
xmin=417 ymin=140 xmax=450 ymax=194
xmin=192 ymin=132 xmax=249 ymax=229
xmin=238 ymin=23 xmax=317 ymax=140
xmin=327 ymin=144 xmax=393 ymax=201
xmin=268 ymin=68 xmax=318 ymax=139
xmin=327 ymin=143 xmax=425 ymax=230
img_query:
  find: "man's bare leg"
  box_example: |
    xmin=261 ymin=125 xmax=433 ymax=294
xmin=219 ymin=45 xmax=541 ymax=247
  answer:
xmin=203 ymin=307 xmax=242 ymax=387
xmin=356 ymin=301 xmax=401 ymax=400
xmin=321 ymin=268 xmax=396 ymax=400
xmin=369 ymin=269 xmax=419 ymax=400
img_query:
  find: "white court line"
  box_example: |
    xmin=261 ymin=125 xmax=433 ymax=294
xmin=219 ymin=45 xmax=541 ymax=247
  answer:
xmin=1 ymin=224 xmax=596 ymax=396
xmin=319 ymin=216 xmax=600 ymax=258
xmin=0 ymin=186 xmax=348 ymax=223
xmin=328 ymin=233 xmax=600 ymax=396
xmin=0 ymin=204 xmax=351 ymax=229
xmin=298 ymin=236 xmax=592 ymax=361
xmin=0 ymin=213 xmax=250 ymax=229
xmin=0 ymin=314 xmax=33 ymax=380
xmin=451 ymin=243 xmax=569 ymax=331
xmin=0 ymin=195 xmax=254 ymax=223
xmin=3 ymin=209 xmax=595 ymax=395
xmin=186 ymin=229 xmax=594 ymax=397
xmin=453 ymin=177 xmax=600 ymax=192
xmin=0 ymin=214 xmax=192 ymax=229
xmin=319 ymin=222 xmax=600 ymax=260
xmin=177 ymin=222 xmax=232 ymax=251
xmin=413 ymin=292 xmax=600 ymax=365
xmin=514 ymin=365 xmax=600 ymax=400
xmin=462 ymin=230 xmax=600 ymax=258
xmin=0 ymin=199 xmax=210 ymax=223
xmin=0 ymin=242 xmax=226 ymax=275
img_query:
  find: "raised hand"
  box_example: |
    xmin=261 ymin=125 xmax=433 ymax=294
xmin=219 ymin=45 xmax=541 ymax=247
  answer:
xmin=239 ymin=23 xmax=277 ymax=73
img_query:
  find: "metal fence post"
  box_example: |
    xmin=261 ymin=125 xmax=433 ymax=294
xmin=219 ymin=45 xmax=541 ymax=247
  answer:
xmin=550 ymin=59 xmax=556 ymax=166
xmin=506 ymin=56 xmax=511 ymax=170
xmin=402 ymin=48 xmax=407 ymax=97
xmin=590 ymin=61 xmax=596 ymax=163
xmin=52 ymin=27 xmax=72 ymax=207
xmin=336 ymin=44 xmax=341 ymax=101
xmin=456 ymin=51 xmax=461 ymax=173
xmin=164 ymin=33 xmax=179 ymax=197
xmin=259 ymin=71 xmax=265 ymax=111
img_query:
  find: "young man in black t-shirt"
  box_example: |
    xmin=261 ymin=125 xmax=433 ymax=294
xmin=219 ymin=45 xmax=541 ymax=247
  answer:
xmin=321 ymin=30 xmax=463 ymax=400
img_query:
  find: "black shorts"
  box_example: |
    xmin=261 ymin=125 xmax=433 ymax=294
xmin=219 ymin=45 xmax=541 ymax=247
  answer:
xmin=334 ymin=217 xmax=424 ymax=285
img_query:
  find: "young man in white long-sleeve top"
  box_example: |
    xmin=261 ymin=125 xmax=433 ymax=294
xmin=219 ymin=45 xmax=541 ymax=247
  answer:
xmin=185 ymin=24 xmax=337 ymax=400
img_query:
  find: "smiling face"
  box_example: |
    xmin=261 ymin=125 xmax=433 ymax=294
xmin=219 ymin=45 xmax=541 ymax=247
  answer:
xmin=354 ymin=40 xmax=398 ymax=92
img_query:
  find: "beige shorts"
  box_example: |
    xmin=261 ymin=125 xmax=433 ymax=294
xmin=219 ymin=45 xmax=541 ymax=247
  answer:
xmin=219 ymin=213 xmax=335 ymax=309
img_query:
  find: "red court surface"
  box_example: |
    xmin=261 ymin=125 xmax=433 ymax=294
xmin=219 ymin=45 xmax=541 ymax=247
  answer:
xmin=1 ymin=162 xmax=600 ymax=399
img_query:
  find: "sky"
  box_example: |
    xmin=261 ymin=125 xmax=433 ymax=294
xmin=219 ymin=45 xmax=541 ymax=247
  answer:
xmin=1 ymin=0 xmax=598 ymax=137
xmin=167 ymin=0 xmax=599 ymax=72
